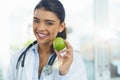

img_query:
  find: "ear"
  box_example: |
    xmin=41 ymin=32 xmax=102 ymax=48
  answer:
xmin=58 ymin=22 xmax=65 ymax=32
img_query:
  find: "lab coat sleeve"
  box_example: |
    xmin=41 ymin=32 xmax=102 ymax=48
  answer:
xmin=6 ymin=48 xmax=25 ymax=80
xmin=58 ymin=52 xmax=87 ymax=80
xmin=6 ymin=54 xmax=17 ymax=80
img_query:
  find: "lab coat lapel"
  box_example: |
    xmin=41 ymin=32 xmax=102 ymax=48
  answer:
xmin=24 ymin=51 xmax=34 ymax=80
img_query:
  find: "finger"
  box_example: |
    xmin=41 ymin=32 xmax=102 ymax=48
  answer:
xmin=54 ymin=50 xmax=63 ymax=59
xmin=61 ymin=48 xmax=73 ymax=57
xmin=65 ymin=40 xmax=73 ymax=56
xmin=59 ymin=49 xmax=67 ymax=57
xmin=63 ymin=53 xmax=73 ymax=60
xmin=64 ymin=40 xmax=73 ymax=51
xmin=54 ymin=50 xmax=60 ymax=56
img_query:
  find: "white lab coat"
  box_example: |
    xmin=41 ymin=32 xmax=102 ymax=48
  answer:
xmin=6 ymin=43 xmax=87 ymax=80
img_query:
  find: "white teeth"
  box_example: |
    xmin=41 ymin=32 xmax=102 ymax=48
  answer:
xmin=38 ymin=33 xmax=47 ymax=37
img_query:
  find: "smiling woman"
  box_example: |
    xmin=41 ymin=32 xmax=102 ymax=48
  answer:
xmin=33 ymin=8 xmax=65 ymax=46
xmin=6 ymin=0 xmax=87 ymax=80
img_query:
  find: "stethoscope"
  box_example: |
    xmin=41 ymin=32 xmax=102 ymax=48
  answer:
xmin=16 ymin=40 xmax=57 ymax=76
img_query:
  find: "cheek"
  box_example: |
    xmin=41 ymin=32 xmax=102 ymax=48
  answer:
xmin=32 ymin=26 xmax=37 ymax=35
xmin=33 ymin=24 xmax=37 ymax=31
xmin=51 ymin=29 xmax=59 ymax=37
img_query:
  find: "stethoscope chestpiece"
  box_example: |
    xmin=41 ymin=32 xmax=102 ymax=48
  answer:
xmin=42 ymin=52 xmax=57 ymax=76
xmin=43 ymin=65 xmax=53 ymax=76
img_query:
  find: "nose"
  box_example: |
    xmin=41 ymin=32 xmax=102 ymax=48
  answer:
xmin=37 ymin=22 xmax=45 ymax=31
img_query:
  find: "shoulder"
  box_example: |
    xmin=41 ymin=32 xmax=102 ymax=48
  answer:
xmin=11 ymin=47 xmax=26 ymax=61
xmin=9 ymin=47 xmax=26 ymax=68
xmin=11 ymin=43 xmax=38 ymax=61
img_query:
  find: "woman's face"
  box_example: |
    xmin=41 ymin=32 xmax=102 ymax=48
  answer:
xmin=33 ymin=8 xmax=65 ymax=45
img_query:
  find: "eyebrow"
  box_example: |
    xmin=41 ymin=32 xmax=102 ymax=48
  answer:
xmin=45 ymin=20 xmax=55 ymax=22
xmin=33 ymin=17 xmax=55 ymax=22
xmin=33 ymin=17 xmax=40 ymax=20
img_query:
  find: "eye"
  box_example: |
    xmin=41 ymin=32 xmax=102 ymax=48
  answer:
xmin=46 ymin=21 xmax=54 ymax=26
xmin=33 ymin=19 xmax=40 ymax=23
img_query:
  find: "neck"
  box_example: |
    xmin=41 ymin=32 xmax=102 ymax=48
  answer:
xmin=38 ymin=44 xmax=51 ymax=55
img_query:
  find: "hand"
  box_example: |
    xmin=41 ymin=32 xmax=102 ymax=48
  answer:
xmin=55 ymin=40 xmax=73 ymax=75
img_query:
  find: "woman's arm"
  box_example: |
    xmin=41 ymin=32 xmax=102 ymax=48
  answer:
xmin=58 ymin=52 xmax=87 ymax=80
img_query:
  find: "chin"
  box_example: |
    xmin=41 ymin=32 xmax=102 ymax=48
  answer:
xmin=37 ymin=38 xmax=48 ymax=45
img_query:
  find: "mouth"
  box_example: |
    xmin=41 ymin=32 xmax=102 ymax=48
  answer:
xmin=37 ymin=32 xmax=48 ymax=39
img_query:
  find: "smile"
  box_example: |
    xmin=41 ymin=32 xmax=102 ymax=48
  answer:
xmin=37 ymin=33 xmax=48 ymax=38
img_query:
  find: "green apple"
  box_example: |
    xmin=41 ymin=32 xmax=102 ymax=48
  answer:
xmin=53 ymin=37 xmax=66 ymax=51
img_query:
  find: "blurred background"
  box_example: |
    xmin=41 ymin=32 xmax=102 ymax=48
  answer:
xmin=0 ymin=0 xmax=120 ymax=80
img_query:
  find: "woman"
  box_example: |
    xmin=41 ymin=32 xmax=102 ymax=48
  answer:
xmin=7 ymin=0 xmax=87 ymax=80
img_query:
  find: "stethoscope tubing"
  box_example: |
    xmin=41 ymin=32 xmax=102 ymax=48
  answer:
xmin=16 ymin=40 xmax=37 ymax=69
xmin=16 ymin=40 xmax=56 ymax=69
